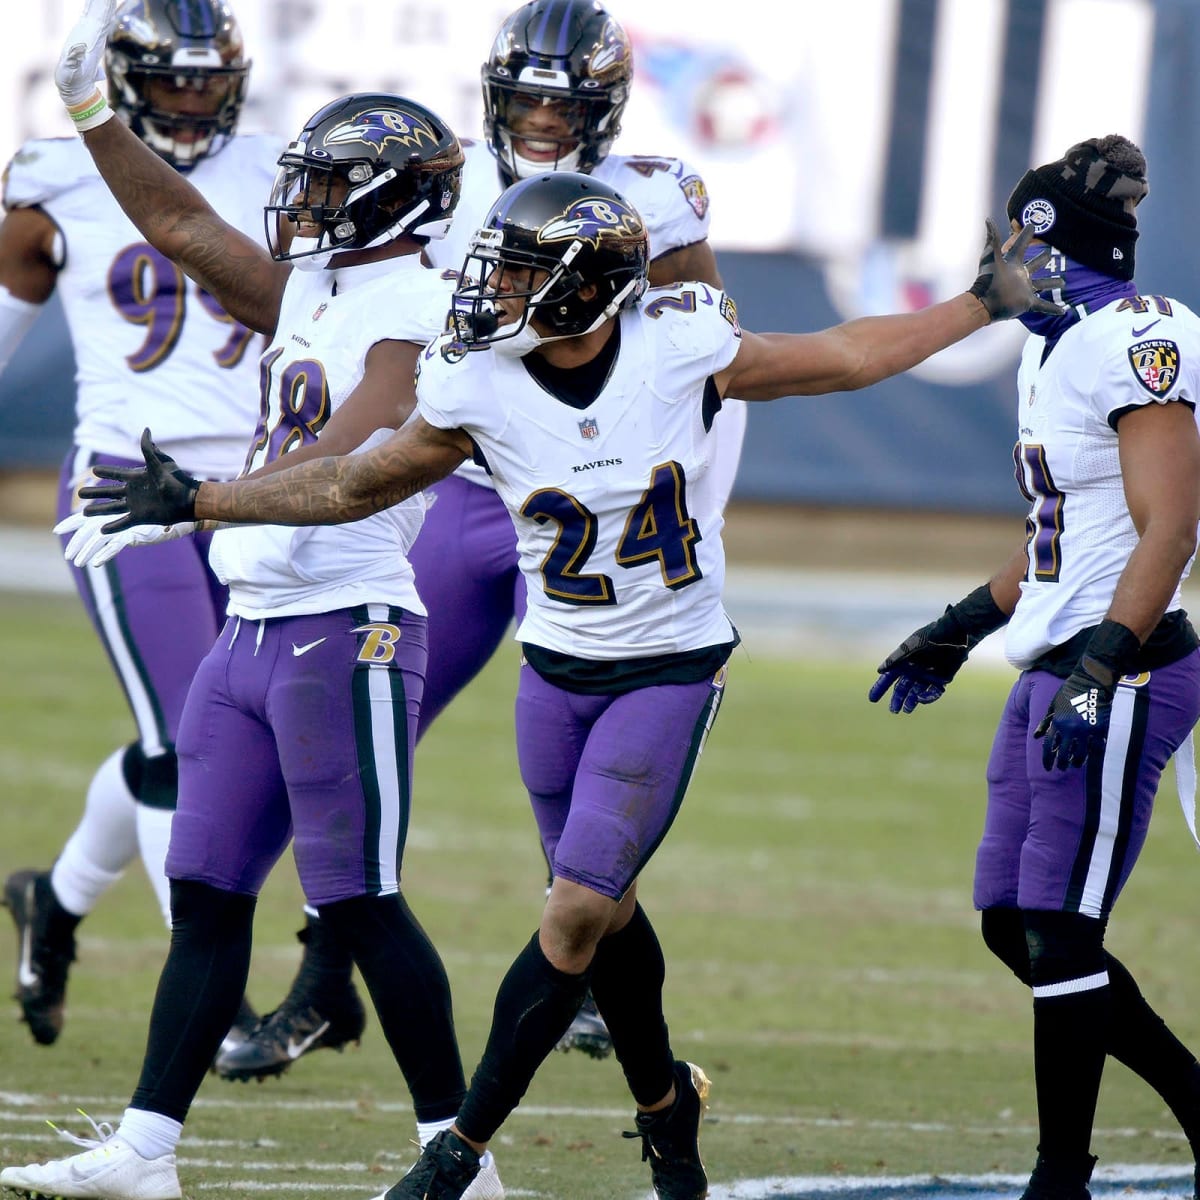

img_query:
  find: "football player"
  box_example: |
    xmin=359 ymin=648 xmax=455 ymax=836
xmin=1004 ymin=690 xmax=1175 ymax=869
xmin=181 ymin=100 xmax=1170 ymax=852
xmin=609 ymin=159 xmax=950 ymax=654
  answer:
xmin=0 ymin=7 xmax=502 ymax=1198
xmin=870 ymin=136 xmax=1200 ymax=1200
xmin=0 ymin=0 xmax=278 ymax=1052
xmin=58 ymin=168 xmax=1055 ymax=1199
xmin=223 ymin=0 xmax=742 ymax=1082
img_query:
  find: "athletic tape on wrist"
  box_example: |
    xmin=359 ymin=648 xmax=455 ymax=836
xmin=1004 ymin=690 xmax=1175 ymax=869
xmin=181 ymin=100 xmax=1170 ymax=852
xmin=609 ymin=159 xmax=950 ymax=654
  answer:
xmin=66 ymin=88 xmax=115 ymax=133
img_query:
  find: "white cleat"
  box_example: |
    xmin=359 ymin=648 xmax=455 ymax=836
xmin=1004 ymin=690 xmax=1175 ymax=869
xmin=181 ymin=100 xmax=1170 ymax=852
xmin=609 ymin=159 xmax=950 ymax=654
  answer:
xmin=0 ymin=1129 xmax=181 ymax=1200
xmin=462 ymin=1154 xmax=504 ymax=1200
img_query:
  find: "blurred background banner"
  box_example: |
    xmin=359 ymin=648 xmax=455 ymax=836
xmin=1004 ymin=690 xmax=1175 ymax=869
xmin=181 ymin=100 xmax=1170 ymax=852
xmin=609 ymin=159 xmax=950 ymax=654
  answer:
xmin=2 ymin=0 xmax=1182 ymax=513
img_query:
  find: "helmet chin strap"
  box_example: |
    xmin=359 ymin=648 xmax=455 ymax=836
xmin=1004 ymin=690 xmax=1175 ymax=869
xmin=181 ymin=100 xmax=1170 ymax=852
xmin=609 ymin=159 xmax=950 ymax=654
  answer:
xmin=287 ymin=236 xmax=335 ymax=272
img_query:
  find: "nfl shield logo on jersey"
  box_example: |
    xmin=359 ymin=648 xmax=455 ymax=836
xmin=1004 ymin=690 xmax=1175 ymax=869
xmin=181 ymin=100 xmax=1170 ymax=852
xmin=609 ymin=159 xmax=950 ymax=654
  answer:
xmin=579 ymin=418 xmax=599 ymax=440
xmin=312 ymin=302 xmax=328 ymax=321
xmin=1128 ymin=338 xmax=1179 ymax=396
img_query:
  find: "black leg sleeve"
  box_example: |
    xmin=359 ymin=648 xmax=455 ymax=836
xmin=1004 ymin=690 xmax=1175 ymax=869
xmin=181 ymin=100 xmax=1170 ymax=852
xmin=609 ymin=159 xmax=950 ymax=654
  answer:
xmin=1105 ymin=952 xmax=1200 ymax=1153
xmin=590 ymin=903 xmax=675 ymax=1107
xmin=318 ymin=892 xmax=465 ymax=1123
xmin=456 ymin=932 xmax=590 ymax=1145
xmin=130 ymin=880 xmax=255 ymax=1122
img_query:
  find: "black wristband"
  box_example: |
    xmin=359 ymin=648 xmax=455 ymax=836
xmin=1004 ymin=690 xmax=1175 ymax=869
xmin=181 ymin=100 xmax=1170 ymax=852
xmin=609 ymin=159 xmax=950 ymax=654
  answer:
xmin=1080 ymin=618 xmax=1141 ymax=685
xmin=945 ymin=583 xmax=1009 ymax=647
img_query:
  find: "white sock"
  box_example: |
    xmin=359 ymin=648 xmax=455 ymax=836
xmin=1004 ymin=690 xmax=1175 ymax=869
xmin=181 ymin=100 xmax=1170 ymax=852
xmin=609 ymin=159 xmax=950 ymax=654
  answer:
xmin=117 ymin=1107 xmax=182 ymax=1160
xmin=135 ymin=803 xmax=175 ymax=929
xmin=417 ymin=1117 xmax=455 ymax=1149
xmin=50 ymin=748 xmax=138 ymax=916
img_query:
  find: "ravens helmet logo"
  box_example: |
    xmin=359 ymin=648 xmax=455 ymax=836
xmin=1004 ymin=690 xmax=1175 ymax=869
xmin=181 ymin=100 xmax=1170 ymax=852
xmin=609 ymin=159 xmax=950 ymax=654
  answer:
xmin=323 ymin=109 xmax=438 ymax=156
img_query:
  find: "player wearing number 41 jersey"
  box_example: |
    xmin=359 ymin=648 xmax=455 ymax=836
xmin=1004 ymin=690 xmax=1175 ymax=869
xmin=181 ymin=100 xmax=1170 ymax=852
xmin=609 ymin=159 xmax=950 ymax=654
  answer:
xmin=67 ymin=165 xmax=1057 ymax=1198
xmin=0 ymin=0 xmax=277 ymax=1050
xmin=870 ymin=135 xmax=1200 ymax=1200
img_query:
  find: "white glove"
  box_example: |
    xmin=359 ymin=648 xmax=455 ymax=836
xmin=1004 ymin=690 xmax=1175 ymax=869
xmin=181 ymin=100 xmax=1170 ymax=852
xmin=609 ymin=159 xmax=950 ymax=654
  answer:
xmin=54 ymin=510 xmax=196 ymax=568
xmin=55 ymin=0 xmax=119 ymax=124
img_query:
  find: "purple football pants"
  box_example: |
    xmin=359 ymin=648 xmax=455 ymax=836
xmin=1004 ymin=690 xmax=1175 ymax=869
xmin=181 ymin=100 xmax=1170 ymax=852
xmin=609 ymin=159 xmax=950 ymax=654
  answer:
xmin=975 ymin=651 xmax=1200 ymax=917
xmin=515 ymin=662 xmax=728 ymax=900
xmin=409 ymin=474 xmax=526 ymax=739
xmin=58 ymin=448 xmax=225 ymax=765
xmin=166 ymin=605 xmax=426 ymax=906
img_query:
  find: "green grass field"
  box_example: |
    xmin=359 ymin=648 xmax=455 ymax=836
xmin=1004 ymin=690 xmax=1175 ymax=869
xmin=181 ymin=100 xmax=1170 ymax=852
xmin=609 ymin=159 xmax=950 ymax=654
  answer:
xmin=1 ymin=591 xmax=1198 ymax=1199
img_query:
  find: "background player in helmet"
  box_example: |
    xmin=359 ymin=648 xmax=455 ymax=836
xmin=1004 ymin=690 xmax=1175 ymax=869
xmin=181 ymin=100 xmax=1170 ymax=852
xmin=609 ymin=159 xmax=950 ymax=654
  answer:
xmin=0 ymin=0 xmax=277 ymax=1052
xmin=869 ymin=135 xmax=1200 ymax=1200
xmin=0 ymin=7 xmax=503 ymax=1197
xmin=226 ymin=0 xmax=741 ymax=1081
xmin=64 ymin=168 xmax=1058 ymax=1199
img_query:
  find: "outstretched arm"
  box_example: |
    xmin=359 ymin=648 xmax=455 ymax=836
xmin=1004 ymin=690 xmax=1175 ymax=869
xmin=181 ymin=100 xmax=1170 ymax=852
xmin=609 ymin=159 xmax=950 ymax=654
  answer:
xmin=54 ymin=0 xmax=286 ymax=333
xmin=716 ymin=221 xmax=1061 ymax=401
xmin=81 ymin=418 xmax=473 ymax=531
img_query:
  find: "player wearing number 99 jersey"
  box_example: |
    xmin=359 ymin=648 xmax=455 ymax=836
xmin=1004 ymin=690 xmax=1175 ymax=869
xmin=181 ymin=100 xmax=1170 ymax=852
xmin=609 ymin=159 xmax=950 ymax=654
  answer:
xmin=0 ymin=0 xmax=279 ymax=1048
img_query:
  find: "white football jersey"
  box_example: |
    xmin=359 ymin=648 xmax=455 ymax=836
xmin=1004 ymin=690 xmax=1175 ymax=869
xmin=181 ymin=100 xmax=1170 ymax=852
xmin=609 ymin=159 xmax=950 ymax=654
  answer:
xmin=428 ymin=140 xmax=710 ymax=274
xmin=416 ymin=282 xmax=742 ymax=660
xmin=426 ymin=140 xmax=720 ymax=493
xmin=208 ymin=255 xmax=455 ymax=620
xmin=2 ymin=134 xmax=282 ymax=477
xmin=1005 ymin=294 xmax=1200 ymax=669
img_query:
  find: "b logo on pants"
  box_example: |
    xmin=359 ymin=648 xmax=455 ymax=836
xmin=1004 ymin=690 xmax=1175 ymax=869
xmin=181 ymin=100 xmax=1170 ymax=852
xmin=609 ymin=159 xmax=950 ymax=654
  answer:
xmin=352 ymin=622 xmax=403 ymax=663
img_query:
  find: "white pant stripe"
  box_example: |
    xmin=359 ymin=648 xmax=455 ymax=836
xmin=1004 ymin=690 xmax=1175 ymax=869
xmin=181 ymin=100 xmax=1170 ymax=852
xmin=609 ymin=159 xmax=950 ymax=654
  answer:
xmin=366 ymin=602 xmax=402 ymax=896
xmin=72 ymin=448 xmax=166 ymax=758
xmin=1078 ymin=683 xmax=1138 ymax=918
xmin=1032 ymin=969 xmax=1110 ymax=999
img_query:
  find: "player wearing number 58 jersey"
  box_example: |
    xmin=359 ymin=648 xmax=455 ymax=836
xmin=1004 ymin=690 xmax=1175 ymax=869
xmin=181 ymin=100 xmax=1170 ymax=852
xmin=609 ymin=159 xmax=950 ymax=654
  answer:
xmin=69 ymin=166 xmax=1054 ymax=1198
xmin=0 ymin=0 xmax=278 ymax=1049
xmin=870 ymin=136 xmax=1200 ymax=1200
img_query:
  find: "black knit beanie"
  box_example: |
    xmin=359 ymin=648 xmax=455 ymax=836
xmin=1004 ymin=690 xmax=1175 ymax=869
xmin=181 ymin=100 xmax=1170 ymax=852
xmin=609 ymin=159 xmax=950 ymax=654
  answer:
xmin=1006 ymin=134 xmax=1148 ymax=280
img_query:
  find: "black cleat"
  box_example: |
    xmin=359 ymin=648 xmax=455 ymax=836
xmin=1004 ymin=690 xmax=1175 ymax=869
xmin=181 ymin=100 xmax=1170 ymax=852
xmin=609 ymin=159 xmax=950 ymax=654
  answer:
xmin=213 ymin=987 xmax=365 ymax=1081
xmin=1019 ymin=1151 xmax=1097 ymax=1200
xmin=555 ymin=991 xmax=613 ymax=1060
xmin=209 ymin=993 xmax=260 ymax=1072
xmin=3 ymin=869 xmax=76 ymax=1046
xmin=624 ymin=1060 xmax=711 ymax=1200
xmin=374 ymin=1129 xmax=482 ymax=1200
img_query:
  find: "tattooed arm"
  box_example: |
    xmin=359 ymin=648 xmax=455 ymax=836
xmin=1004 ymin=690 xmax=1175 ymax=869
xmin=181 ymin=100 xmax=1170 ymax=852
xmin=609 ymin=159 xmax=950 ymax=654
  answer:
xmin=196 ymin=414 xmax=472 ymax=527
xmin=80 ymin=118 xmax=287 ymax=334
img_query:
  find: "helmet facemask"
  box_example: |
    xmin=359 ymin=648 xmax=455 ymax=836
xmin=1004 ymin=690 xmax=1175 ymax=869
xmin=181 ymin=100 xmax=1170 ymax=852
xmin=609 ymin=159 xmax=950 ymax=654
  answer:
xmin=485 ymin=78 xmax=623 ymax=182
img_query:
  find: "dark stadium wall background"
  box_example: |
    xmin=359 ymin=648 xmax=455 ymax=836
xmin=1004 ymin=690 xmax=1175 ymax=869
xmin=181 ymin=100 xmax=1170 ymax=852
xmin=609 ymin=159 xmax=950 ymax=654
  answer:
xmin=3 ymin=0 xmax=1191 ymax=516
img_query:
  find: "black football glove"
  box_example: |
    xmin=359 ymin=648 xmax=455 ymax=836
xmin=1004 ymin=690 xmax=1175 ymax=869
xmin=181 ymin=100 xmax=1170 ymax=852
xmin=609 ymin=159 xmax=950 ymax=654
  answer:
xmin=869 ymin=584 xmax=1008 ymax=714
xmin=1034 ymin=619 xmax=1140 ymax=771
xmin=969 ymin=218 xmax=1067 ymax=321
xmin=79 ymin=427 xmax=200 ymax=533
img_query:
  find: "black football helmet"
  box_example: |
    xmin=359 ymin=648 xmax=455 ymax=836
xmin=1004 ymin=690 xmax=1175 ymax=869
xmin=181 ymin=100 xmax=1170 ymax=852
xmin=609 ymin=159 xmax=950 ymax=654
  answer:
xmin=106 ymin=0 xmax=250 ymax=171
xmin=264 ymin=93 xmax=464 ymax=270
xmin=483 ymin=0 xmax=633 ymax=185
xmin=451 ymin=171 xmax=648 ymax=350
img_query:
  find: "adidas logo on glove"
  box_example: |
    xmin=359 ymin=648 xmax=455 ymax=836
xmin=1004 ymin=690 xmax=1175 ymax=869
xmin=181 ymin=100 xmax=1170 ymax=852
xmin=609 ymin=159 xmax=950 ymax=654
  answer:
xmin=1069 ymin=689 xmax=1100 ymax=725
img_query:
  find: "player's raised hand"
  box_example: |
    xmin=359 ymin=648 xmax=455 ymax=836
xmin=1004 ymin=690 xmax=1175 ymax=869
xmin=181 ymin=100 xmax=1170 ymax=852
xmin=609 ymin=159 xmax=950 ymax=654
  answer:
xmin=79 ymin=428 xmax=201 ymax=533
xmin=969 ymin=218 xmax=1067 ymax=321
xmin=55 ymin=0 xmax=119 ymax=119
